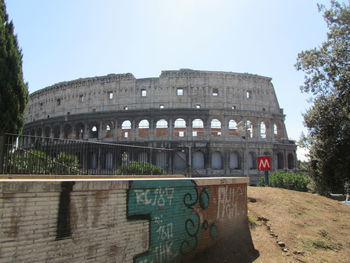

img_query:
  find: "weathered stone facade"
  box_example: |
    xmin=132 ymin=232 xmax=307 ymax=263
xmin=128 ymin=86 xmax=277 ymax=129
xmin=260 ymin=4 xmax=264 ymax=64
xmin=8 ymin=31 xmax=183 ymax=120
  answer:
xmin=23 ymin=69 xmax=296 ymax=183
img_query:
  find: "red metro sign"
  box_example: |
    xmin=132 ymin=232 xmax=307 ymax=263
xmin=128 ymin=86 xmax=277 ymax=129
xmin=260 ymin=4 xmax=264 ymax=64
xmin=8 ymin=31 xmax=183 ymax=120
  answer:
xmin=258 ymin=156 xmax=271 ymax=171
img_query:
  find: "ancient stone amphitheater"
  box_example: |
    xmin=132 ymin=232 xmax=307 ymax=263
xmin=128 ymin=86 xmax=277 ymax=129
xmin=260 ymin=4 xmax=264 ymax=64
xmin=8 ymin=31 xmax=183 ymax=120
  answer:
xmin=23 ymin=69 xmax=296 ymax=183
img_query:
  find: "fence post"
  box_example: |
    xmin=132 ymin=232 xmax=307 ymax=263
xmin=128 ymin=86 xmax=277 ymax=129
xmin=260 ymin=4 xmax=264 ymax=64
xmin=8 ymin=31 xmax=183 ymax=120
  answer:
xmin=0 ymin=135 xmax=4 ymax=174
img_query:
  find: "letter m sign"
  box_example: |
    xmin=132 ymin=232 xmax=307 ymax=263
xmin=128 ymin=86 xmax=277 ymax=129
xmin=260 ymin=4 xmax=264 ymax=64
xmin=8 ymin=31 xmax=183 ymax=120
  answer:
xmin=258 ymin=156 xmax=271 ymax=171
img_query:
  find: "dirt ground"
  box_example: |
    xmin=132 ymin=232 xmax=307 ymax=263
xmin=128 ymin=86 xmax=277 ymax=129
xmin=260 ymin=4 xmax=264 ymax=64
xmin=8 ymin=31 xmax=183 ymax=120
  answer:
xmin=248 ymin=187 xmax=350 ymax=263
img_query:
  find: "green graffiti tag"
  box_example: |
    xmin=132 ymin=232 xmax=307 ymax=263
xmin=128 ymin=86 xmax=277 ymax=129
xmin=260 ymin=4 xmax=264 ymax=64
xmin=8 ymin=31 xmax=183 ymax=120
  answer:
xmin=127 ymin=180 xmax=200 ymax=263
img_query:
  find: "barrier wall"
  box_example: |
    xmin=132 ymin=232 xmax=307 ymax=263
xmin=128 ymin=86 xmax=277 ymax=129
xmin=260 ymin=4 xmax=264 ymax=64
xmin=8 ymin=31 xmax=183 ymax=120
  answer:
xmin=0 ymin=177 xmax=250 ymax=263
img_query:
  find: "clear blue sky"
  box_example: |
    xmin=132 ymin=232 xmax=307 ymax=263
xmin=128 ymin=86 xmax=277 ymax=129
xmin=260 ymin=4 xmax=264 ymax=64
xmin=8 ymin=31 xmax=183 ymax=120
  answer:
xmin=6 ymin=0 xmax=333 ymax=157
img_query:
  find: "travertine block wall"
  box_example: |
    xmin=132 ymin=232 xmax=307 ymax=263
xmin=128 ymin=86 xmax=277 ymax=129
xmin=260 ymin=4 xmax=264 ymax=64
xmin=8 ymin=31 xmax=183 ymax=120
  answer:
xmin=0 ymin=177 xmax=248 ymax=263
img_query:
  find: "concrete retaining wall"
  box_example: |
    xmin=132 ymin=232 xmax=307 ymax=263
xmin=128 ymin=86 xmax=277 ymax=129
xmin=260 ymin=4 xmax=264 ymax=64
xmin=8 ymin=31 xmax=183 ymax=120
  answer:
xmin=0 ymin=177 xmax=249 ymax=263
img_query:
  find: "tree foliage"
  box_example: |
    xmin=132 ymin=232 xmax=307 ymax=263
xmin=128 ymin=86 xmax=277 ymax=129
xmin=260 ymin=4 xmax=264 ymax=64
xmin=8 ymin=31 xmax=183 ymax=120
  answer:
xmin=295 ymin=1 xmax=350 ymax=194
xmin=0 ymin=0 xmax=28 ymax=134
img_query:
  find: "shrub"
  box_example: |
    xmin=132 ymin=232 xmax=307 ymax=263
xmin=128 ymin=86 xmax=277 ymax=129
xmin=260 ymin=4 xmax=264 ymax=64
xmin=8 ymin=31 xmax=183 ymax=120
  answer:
xmin=115 ymin=162 xmax=166 ymax=175
xmin=5 ymin=150 xmax=80 ymax=175
xmin=259 ymin=171 xmax=311 ymax=192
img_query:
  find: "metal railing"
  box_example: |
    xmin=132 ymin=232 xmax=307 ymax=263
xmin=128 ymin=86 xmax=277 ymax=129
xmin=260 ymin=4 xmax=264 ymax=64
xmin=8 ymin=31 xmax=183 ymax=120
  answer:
xmin=0 ymin=133 xmax=190 ymax=176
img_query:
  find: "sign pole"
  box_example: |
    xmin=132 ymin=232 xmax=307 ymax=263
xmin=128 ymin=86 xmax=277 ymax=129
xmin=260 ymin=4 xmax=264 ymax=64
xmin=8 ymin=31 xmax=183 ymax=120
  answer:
xmin=264 ymin=170 xmax=269 ymax=186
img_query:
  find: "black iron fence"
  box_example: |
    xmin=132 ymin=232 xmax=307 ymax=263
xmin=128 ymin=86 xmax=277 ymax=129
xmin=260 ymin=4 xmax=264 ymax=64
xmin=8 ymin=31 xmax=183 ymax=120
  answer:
xmin=0 ymin=133 xmax=189 ymax=176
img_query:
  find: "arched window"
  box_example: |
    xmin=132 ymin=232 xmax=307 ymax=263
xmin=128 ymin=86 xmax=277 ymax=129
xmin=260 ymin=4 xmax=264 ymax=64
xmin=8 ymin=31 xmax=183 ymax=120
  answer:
xmin=228 ymin=120 xmax=238 ymax=129
xmin=121 ymin=120 xmax=131 ymax=138
xmin=229 ymin=152 xmax=240 ymax=169
xmin=174 ymin=118 xmax=186 ymax=128
xmin=260 ymin=122 xmax=266 ymax=139
xmin=192 ymin=119 xmax=204 ymax=128
xmin=211 ymin=119 xmax=222 ymax=136
xmin=105 ymin=122 xmax=113 ymax=138
xmin=228 ymin=120 xmax=238 ymax=136
xmin=211 ymin=119 xmax=221 ymax=128
xmin=75 ymin=123 xmax=84 ymax=139
xmin=174 ymin=118 xmax=186 ymax=137
xmin=122 ymin=120 xmax=132 ymax=129
xmin=246 ymin=120 xmax=253 ymax=138
xmin=138 ymin=120 xmax=149 ymax=138
xmin=211 ymin=152 xmax=222 ymax=169
xmin=156 ymin=119 xmax=168 ymax=137
xmin=90 ymin=125 xmax=98 ymax=138
xmin=138 ymin=120 xmax=149 ymax=129
xmin=273 ymin=123 xmax=278 ymax=136
xmin=156 ymin=119 xmax=168 ymax=128
xmin=192 ymin=151 xmax=204 ymax=169
xmin=192 ymin=119 xmax=204 ymax=137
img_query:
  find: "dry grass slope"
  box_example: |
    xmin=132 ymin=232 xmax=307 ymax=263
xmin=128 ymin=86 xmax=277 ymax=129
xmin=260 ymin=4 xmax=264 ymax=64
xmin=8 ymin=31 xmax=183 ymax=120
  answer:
xmin=248 ymin=187 xmax=350 ymax=263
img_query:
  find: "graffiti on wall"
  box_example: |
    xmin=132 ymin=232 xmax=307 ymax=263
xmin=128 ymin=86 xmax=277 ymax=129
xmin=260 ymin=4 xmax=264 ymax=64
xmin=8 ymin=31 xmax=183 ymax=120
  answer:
xmin=127 ymin=180 xmax=246 ymax=263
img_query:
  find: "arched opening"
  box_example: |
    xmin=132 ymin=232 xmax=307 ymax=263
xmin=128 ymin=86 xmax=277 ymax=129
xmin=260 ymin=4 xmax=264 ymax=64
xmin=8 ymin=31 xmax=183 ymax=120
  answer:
xmin=260 ymin=122 xmax=266 ymax=139
xmin=53 ymin=126 xmax=60 ymax=139
xmin=105 ymin=122 xmax=113 ymax=138
xmin=36 ymin=128 xmax=42 ymax=137
xmin=228 ymin=120 xmax=238 ymax=136
xmin=121 ymin=120 xmax=132 ymax=138
xmin=192 ymin=119 xmax=204 ymax=137
xmin=211 ymin=119 xmax=222 ymax=136
xmin=75 ymin=123 xmax=84 ymax=139
xmin=248 ymin=152 xmax=256 ymax=169
xmin=174 ymin=151 xmax=187 ymax=170
xmin=288 ymin=153 xmax=295 ymax=169
xmin=156 ymin=119 xmax=168 ymax=137
xmin=229 ymin=152 xmax=240 ymax=169
xmin=90 ymin=124 xmax=99 ymax=139
xmin=246 ymin=120 xmax=253 ymax=138
xmin=211 ymin=151 xmax=222 ymax=169
xmin=174 ymin=118 xmax=186 ymax=137
xmin=156 ymin=152 xmax=167 ymax=170
xmin=63 ymin=124 xmax=73 ymax=139
xmin=277 ymin=152 xmax=284 ymax=169
xmin=273 ymin=123 xmax=279 ymax=138
xmin=88 ymin=152 xmax=98 ymax=170
xmin=192 ymin=151 xmax=205 ymax=169
xmin=44 ymin=127 xmax=51 ymax=138
xmin=138 ymin=152 xmax=149 ymax=163
xmin=138 ymin=119 xmax=149 ymax=138
xmin=105 ymin=152 xmax=113 ymax=170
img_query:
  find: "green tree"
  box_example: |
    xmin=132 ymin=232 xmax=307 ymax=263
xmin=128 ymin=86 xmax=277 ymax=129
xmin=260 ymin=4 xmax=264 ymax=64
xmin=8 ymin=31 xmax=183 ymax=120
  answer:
xmin=0 ymin=0 xmax=28 ymax=134
xmin=295 ymin=1 xmax=350 ymax=194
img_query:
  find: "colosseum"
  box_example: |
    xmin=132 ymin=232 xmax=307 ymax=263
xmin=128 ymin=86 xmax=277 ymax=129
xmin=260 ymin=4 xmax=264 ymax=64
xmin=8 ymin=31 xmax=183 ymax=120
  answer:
xmin=23 ymin=69 xmax=296 ymax=183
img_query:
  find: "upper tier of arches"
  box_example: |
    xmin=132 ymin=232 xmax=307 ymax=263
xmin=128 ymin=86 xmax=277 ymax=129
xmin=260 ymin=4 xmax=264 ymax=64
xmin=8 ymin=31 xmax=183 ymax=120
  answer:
xmin=25 ymin=70 xmax=283 ymax=123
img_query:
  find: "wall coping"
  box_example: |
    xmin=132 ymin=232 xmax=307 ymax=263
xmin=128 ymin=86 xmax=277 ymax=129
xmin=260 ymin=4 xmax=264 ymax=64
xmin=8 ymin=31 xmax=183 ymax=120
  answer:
xmin=0 ymin=176 xmax=249 ymax=184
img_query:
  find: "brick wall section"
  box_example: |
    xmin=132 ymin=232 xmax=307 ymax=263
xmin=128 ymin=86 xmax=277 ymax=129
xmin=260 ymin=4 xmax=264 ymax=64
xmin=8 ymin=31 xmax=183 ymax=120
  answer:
xmin=0 ymin=177 xmax=248 ymax=263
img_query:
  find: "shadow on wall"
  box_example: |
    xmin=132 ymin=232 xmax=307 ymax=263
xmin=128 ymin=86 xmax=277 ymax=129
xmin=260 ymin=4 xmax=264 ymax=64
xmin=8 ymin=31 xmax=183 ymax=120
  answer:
xmin=192 ymin=218 xmax=259 ymax=263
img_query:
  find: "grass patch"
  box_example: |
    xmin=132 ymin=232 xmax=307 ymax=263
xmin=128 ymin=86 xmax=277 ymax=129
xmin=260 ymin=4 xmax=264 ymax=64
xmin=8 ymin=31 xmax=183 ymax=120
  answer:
xmin=318 ymin=229 xmax=328 ymax=238
xmin=247 ymin=215 xmax=258 ymax=228
xmin=303 ymin=238 xmax=341 ymax=253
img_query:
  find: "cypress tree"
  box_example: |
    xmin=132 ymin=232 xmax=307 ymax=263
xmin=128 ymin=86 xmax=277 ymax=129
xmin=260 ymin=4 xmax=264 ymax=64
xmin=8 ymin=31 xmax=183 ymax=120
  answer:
xmin=0 ymin=0 xmax=28 ymax=134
